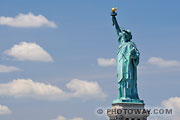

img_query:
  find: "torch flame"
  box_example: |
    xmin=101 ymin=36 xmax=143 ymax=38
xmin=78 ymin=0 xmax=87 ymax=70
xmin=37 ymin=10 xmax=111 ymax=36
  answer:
xmin=112 ymin=8 xmax=117 ymax=12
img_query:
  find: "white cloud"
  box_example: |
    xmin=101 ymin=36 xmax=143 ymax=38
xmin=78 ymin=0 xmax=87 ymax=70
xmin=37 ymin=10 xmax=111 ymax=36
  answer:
xmin=97 ymin=58 xmax=116 ymax=67
xmin=0 ymin=105 xmax=12 ymax=115
xmin=148 ymin=97 xmax=180 ymax=120
xmin=4 ymin=42 xmax=53 ymax=62
xmin=0 ymin=64 xmax=21 ymax=73
xmin=138 ymin=57 xmax=180 ymax=75
xmin=0 ymin=79 xmax=67 ymax=100
xmin=55 ymin=115 xmax=66 ymax=120
xmin=67 ymin=79 xmax=107 ymax=99
xmin=161 ymin=97 xmax=180 ymax=120
xmin=148 ymin=57 xmax=180 ymax=67
xmin=0 ymin=79 xmax=106 ymax=100
xmin=53 ymin=115 xmax=84 ymax=120
xmin=0 ymin=13 xmax=57 ymax=28
xmin=71 ymin=118 xmax=84 ymax=120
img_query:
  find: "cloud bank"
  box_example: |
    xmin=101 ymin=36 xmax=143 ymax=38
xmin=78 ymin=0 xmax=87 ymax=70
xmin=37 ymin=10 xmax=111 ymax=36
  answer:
xmin=0 ymin=79 xmax=106 ymax=100
xmin=4 ymin=42 xmax=53 ymax=62
xmin=0 ymin=105 xmax=12 ymax=115
xmin=0 ymin=13 xmax=57 ymax=28
xmin=0 ymin=64 xmax=21 ymax=73
xmin=97 ymin=58 xmax=116 ymax=67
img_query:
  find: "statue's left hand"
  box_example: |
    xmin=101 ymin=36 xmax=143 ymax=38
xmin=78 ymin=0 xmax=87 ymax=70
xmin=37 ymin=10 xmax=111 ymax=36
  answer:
xmin=111 ymin=12 xmax=117 ymax=16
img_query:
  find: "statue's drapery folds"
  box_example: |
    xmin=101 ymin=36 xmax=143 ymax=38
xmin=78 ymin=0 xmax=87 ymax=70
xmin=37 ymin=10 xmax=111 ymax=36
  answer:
xmin=117 ymin=36 xmax=140 ymax=99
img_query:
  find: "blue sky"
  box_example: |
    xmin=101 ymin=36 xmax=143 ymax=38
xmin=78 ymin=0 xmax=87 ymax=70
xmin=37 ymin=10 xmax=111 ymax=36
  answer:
xmin=0 ymin=0 xmax=180 ymax=120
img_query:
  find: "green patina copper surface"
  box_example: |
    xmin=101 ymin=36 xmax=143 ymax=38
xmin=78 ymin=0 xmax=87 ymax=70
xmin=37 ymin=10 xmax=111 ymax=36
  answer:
xmin=111 ymin=9 xmax=144 ymax=104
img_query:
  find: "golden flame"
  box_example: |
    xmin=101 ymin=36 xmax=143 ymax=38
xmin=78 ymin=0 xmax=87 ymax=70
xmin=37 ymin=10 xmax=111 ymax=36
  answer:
xmin=112 ymin=8 xmax=117 ymax=12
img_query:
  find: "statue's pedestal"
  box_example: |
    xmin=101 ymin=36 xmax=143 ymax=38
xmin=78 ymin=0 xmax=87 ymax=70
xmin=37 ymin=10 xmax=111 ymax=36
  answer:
xmin=107 ymin=103 xmax=149 ymax=120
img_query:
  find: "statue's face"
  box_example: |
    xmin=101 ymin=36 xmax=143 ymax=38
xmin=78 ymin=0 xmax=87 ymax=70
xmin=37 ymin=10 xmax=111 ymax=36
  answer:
xmin=121 ymin=30 xmax=132 ymax=42
xmin=123 ymin=32 xmax=132 ymax=42
xmin=127 ymin=34 xmax=132 ymax=41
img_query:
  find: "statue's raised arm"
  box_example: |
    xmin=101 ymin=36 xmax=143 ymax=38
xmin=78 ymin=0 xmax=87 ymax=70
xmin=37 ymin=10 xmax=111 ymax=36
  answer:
xmin=111 ymin=8 xmax=121 ymax=35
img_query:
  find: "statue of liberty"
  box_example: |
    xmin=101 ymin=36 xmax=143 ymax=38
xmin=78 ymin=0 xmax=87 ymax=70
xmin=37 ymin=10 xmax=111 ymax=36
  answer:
xmin=111 ymin=8 xmax=144 ymax=104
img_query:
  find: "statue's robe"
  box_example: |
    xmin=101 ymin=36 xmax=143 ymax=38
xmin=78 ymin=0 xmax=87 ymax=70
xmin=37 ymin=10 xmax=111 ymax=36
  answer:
xmin=117 ymin=39 xmax=140 ymax=99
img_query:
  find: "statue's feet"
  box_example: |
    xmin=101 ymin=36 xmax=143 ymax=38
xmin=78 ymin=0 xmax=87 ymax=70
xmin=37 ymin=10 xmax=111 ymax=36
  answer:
xmin=113 ymin=98 xmax=144 ymax=104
